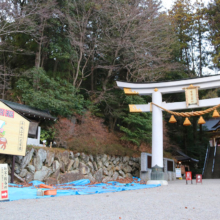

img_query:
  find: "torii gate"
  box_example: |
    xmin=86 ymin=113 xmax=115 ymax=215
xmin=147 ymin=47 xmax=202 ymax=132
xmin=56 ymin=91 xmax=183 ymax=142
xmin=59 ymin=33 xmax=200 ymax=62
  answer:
xmin=116 ymin=75 xmax=220 ymax=185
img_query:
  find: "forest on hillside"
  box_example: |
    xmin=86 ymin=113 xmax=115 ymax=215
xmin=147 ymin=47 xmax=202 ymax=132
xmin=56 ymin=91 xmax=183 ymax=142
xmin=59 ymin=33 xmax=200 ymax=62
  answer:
xmin=1 ymin=0 xmax=220 ymax=169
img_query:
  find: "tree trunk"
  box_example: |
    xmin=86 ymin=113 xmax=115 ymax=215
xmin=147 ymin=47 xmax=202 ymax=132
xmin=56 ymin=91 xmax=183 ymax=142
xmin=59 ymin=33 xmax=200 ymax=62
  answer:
xmin=193 ymin=117 xmax=197 ymax=147
xmin=53 ymin=60 xmax=58 ymax=75
xmin=35 ymin=51 xmax=40 ymax=68
xmin=198 ymin=25 xmax=202 ymax=77
xmin=109 ymin=116 xmax=117 ymax=132
xmin=184 ymin=126 xmax=187 ymax=154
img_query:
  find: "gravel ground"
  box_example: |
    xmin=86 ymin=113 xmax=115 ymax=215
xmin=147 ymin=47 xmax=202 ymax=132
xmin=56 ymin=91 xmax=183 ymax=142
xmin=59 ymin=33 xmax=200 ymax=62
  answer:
xmin=1 ymin=179 xmax=220 ymax=220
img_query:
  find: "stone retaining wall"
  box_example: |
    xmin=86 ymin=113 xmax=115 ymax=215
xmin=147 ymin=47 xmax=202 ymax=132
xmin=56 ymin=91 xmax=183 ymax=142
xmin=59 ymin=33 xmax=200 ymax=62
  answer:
xmin=0 ymin=148 xmax=140 ymax=184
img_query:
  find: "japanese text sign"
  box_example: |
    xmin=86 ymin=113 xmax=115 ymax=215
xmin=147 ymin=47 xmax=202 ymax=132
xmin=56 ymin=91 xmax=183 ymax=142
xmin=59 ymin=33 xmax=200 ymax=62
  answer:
xmin=186 ymin=171 xmax=192 ymax=181
xmin=0 ymin=164 xmax=8 ymax=201
xmin=184 ymin=85 xmax=199 ymax=107
xmin=0 ymin=102 xmax=30 ymax=156
xmin=175 ymin=168 xmax=181 ymax=178
xmin=196 ymin=174 xmax=202 ymax=184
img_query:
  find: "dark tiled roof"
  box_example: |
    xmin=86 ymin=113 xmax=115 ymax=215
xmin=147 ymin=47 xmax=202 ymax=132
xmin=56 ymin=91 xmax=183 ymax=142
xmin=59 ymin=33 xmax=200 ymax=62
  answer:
xmin=202 ymin=119 xmax=220 ymax=131
xmin=0 ymin=99 xmax=56 ymax=121
xmin=175 ymin=150 xmax=199 ymax=163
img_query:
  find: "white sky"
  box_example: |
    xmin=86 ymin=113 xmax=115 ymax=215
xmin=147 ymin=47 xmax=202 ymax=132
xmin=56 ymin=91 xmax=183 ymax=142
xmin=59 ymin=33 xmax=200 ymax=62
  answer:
xmin=162 ymin=0 xmax=211 ymax=11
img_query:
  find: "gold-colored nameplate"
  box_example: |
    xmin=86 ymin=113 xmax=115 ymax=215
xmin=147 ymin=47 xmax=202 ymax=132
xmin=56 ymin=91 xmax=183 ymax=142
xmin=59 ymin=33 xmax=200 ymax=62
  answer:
xmin=129 ymin=105 xmax=142 ymax=112
xmin=124 ymin=88 xmax=139 ymax=95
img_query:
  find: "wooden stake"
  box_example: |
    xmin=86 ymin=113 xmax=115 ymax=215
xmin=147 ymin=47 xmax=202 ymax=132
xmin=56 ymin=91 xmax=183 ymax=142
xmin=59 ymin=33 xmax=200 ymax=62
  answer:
xmin=11 ymin=155 xmax=15 ymax=183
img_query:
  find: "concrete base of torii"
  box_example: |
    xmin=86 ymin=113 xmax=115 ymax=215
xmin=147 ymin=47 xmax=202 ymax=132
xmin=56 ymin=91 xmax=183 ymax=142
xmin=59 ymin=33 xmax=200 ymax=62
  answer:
xmin=148 ymin=165 xmax=168 ymax=185
xmin=147 ymin=180 xmax=168 ymax=186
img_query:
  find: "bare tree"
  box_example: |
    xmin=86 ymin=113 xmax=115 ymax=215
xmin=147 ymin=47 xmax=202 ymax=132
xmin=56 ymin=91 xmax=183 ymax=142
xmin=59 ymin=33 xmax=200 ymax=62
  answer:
xmin=0 ymin=0 xmax=61 ymax=90
xmin=0 ymin=63 xmax=14 ymax=99
xmin=93 ymin=0 xmax=177 ymax=102
xmin=64 ymin=0 xmax=177 ymax=93
xmin=0 ymin=0 xmax=43 ymax=38
xmin=63 ymin=0 xmax=101 ymax=88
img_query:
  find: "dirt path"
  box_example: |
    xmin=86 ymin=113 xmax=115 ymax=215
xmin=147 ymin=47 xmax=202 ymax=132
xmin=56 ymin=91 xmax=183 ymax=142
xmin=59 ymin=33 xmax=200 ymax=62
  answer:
xmin=0 ymin=179 xmax=219 ymax=220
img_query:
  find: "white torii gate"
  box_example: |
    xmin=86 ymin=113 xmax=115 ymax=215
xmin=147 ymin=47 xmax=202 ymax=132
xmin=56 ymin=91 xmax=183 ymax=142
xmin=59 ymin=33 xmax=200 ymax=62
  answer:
xmin=116 ymin=75 xmax=220 ymax=185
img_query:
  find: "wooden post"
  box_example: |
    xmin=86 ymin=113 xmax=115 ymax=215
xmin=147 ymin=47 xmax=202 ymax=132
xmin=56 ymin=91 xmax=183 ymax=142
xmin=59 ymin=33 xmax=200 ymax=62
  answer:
xmin=11 ymin=155 xmax=15 ymax=183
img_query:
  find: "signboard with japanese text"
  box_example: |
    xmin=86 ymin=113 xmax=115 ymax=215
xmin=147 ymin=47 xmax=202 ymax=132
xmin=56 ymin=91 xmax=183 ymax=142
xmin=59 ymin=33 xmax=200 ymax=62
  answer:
xmin=0 ymin=101 xmax=29 ymax=156
xmin=0 ymin=164 xmax=8 ymax=201
xmin=184 ymin=85 xmax=199 ymax=107
xmin=186 ymin=171 xmax=192 ymax=181
xmin=196 ymin=174 xmax=202 ymax=184
xmin=175 ymin=168 xmax=181 ymax=178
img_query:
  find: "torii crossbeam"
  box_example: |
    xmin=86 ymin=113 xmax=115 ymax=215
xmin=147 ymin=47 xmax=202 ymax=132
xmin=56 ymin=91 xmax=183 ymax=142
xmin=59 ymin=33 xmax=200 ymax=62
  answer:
xmin=116 ymin=75 xmax=220 ymax=185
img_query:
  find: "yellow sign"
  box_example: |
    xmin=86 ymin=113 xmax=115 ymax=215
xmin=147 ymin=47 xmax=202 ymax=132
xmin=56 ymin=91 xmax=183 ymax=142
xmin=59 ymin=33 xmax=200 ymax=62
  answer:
xmin=183 ymin=85 xmax=199 ymax=107
xmin=0 ymin=101 xmax=29 ymax=156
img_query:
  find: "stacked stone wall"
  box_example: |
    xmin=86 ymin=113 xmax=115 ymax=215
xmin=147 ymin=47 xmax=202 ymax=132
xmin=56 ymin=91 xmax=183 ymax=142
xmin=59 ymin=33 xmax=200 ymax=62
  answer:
xmin=0 ymin=148 xmax=140 ymax=184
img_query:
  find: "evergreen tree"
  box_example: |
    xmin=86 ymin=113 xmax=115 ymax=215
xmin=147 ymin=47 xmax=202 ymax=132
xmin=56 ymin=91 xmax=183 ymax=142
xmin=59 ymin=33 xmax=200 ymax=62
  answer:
xmin=204 ymin=0 xmax=220 ymax=69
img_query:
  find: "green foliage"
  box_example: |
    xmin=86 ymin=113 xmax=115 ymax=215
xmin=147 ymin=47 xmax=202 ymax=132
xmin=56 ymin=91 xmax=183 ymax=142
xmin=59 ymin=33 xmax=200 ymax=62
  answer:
xmin=0 ymin=0 xmax=218 ymax=158
xmin=40 ymin=127 xmax=56 ymax=144
xmin=15 ymin=67 xmax=88 ymax=116
xmin=117 ymin=95 xmax=152 ymax=146
xmin=205 ymin=0 xmax=220 ymax=68
xmin=166 ymin=115 xmax=209 ymax=169
xmin=119 ymin=113 xmax=152 ymax=146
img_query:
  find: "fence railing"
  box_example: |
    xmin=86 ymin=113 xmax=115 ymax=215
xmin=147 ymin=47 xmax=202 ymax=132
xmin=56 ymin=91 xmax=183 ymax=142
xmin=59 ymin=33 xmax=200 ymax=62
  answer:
xmin=212 ymin=143 xmax=217 ymax=173
xmin=202 ymin=145 xmax=210 ymax=176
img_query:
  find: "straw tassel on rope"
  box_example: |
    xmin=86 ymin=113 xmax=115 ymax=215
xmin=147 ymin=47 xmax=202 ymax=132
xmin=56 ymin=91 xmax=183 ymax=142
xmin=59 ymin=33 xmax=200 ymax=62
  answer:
xmin=150 ymin=102 xmax=220 ymax=125
xmin=212 ymin=109 xmax=220 ymax=118
xmin=151 ymin=102 xmax=220 ymax=118
xmin=198 ymin=116 xmax=206 ymax=125
xmin=169 ymin=115 xmax=177 ymax=123
xmin=183 ymin=117 xmax=191 ymax=126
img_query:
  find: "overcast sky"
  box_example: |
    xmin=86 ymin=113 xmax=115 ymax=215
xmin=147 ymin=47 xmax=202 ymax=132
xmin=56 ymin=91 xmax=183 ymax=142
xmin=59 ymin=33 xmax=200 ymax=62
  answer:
xmin=162 ymin=0 xmax=211 ymax=11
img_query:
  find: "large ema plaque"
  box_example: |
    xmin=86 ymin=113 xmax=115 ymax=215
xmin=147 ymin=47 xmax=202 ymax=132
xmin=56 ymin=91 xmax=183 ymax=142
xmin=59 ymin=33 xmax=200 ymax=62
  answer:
xmin=0 ymin=101 xmax=30 ymax=156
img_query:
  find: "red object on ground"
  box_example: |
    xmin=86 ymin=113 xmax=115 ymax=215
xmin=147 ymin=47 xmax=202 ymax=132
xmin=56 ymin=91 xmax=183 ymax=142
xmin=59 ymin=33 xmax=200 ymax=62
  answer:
xmin=196 ymin=174 xmax=202 ymax=184
xmin=39 ymin=184 xmax=53 ymax=189
xmin=44 ymin=189 xmax=57 ymax=196
xmin=186 ymin=171 xmax=192 ymax=181
xmin=1 ymin=190 xmax=8 ymax=199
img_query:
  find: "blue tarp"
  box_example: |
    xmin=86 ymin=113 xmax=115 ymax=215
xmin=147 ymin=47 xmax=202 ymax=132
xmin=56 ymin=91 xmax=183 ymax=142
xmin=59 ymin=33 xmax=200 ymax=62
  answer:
xmin=7 ymin=178 xmax=160 ymax=201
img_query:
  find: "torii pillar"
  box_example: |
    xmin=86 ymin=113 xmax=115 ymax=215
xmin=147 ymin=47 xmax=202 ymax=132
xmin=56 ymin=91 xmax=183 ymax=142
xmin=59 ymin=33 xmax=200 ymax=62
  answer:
xmin=117 ymin=75 xmax=220 ymax=185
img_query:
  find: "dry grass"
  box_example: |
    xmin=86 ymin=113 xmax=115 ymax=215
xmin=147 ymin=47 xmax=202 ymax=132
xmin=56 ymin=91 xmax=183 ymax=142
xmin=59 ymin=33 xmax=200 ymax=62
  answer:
xmin=53 ymin=112 xmax=138 ymax=156
xmin=28 ymin=112 xmax=174 ymax=158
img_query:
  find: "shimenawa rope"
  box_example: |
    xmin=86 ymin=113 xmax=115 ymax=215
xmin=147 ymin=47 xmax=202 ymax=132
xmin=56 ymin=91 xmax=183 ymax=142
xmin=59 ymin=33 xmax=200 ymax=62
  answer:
xmin=151 ymin=103 xmax=220 ymax=117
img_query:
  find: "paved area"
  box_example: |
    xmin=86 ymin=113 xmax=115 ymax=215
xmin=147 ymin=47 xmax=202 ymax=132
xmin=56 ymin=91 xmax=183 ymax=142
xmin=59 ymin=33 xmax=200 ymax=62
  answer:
xmin=1 ymin=179 xmax=220 ymax=220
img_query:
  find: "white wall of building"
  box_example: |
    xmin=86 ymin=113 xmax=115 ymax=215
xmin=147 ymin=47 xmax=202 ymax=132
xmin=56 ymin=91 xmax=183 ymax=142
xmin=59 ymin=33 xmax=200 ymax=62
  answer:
xmin=27 ymin=126 xmax=43 ymax=147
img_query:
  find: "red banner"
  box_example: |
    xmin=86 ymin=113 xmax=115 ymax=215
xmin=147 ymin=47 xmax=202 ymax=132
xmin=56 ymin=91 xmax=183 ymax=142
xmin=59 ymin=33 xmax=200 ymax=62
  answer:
xmin=186 ymin=171 xmax=192 ymax=181
xmin=196 ymin=174 xmax=202 ymax=184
